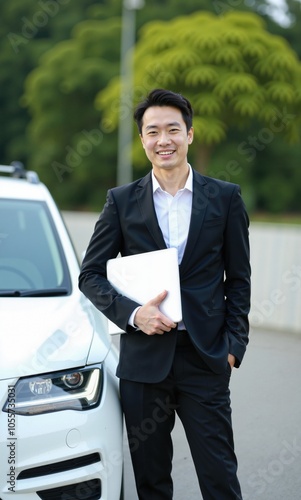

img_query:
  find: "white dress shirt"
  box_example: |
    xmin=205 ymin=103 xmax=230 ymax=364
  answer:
xmin=152 ymin=165 xmax=193 ymax=265
xmin=129 ymin=165 xmax=193 ymax=328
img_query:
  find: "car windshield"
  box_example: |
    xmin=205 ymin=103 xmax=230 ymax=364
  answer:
xmin=0 ymin=199 xmax=71 ymax=295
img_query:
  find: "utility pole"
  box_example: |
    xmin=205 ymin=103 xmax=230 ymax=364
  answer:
xmin=117 ymin=0 xmax=144 ymax=186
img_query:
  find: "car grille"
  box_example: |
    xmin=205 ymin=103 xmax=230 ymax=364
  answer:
xmin=37 ymin=479 xmax=101 ymax=499
xmin=18 ymin=452 xmax=100 ymax=479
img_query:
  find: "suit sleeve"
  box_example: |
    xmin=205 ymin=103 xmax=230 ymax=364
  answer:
xmin=224 ymin=185 xmax=251 ymax=367
xmin=78 ymin=189 xmax=140 ymax=333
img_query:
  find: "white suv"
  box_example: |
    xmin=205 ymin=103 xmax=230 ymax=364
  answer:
xmin=0 ymin=164 xmax=123 ymax=500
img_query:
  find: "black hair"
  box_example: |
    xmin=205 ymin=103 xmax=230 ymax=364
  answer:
xmin=133 ymin=88 xmax=193 ymax=134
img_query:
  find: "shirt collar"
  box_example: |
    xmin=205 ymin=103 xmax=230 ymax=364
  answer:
xmin=152 ymin=164 xmax=193 ymax=194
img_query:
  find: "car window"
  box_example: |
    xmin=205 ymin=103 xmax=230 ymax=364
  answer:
xmin=0 ymin=199 xmax=71 ymax=293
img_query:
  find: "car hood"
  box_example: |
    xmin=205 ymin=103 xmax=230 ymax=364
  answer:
xmin=0 ymin=293 xmax=110 ymax=380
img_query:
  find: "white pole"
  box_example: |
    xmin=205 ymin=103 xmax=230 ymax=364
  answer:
xmin=117 ymin=0 xmax=144 ymax=186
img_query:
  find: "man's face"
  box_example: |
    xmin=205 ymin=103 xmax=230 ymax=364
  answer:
xmin=140 ymin=106 xmax=193 ymax=173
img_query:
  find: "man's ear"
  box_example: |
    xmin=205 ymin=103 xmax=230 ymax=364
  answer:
xmin=188 ymin=127 xmax=194 ymax=144
xmin=140 ymin=134 xmax=145 ymax=149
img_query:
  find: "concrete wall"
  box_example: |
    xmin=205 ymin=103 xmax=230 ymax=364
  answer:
xmin=249 ymin=222 xmax=301 ymax=334
xmin=63 ymin=211 xmax=301 ymax=334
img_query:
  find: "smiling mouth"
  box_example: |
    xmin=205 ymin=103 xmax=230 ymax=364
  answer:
xmin=157 ymin=150 xmax=175 ymax=156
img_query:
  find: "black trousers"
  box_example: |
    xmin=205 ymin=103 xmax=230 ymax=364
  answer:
xmin=119 ymin=332 xmax=242 ymax=500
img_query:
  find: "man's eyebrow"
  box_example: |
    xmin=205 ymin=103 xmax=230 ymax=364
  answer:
xmin=145 ymin=121 xmax=182 ymax=131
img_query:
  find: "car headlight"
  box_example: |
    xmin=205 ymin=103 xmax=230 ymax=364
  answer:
xmin=3 ymin=367 xmax=103 ymax=416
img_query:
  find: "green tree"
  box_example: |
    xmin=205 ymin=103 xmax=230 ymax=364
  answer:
xmin=279 ymin=0 xmax=301 ymax=58
xmin=19 ymin=0 xmax=228 ymax=208
xmin=98 ymin=10 xmax=301 ymax=178
xmin=0 ymin=0 xmax=105 ymax=169
xmin=5 ymin=1 xmax=301 ymax=211
xmin=22 ymin=16 xmax=122 ymax=208
xmin=232 ymin=0 xmax=301 ymax=213
xmin=14 ymin=1 xmax=271 ymax=204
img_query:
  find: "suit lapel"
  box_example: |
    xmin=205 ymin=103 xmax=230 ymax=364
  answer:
xmin=180 ymin=172 xmax=209 ymax=271
xmin=135 ymin=173 xmax=167 ymax=250
xmin=134 ymin=170 xmax=209 ymax=262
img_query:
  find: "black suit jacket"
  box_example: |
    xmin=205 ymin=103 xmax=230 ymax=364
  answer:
xmin=79 ymin=170 xmax=251 ymax=382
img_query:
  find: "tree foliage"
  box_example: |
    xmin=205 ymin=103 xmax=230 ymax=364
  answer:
xmin=0 ymin=0 xmax=100 ymax=170
xmin=98 ymin=10 xmax=301 ymax=174
xmin=22 ymin=15 xmax=122 ymax=208
xmin=1 ymin=1 xmax=301 ymax=212
xmin=15 ymin=0 xmax=225 ymax=208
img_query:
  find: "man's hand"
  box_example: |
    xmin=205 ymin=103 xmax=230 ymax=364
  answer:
xmin=134 ymin=290 xmax=177 ymax=335
xmin=228 ymin=353 xmax=236 ymax=370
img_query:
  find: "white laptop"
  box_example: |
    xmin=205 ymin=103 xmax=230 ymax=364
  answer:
xmin=106 ymin=247 xmax=182 ymax=334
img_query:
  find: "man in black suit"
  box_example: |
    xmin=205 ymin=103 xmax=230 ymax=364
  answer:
xmin=79 ymin=89 xmax=251 ymax=499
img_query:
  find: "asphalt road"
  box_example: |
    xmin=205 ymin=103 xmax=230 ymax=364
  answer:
xmin=64 ymin=211 xmax=301 ymax=500
xmin=121 ymin=328 xmax=301 ymax=500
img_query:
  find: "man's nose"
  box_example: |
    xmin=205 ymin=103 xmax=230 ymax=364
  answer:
xmin=157 ymin=132 xmax=171 ymax=145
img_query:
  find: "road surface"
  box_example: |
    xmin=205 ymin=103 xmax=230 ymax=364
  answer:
xmin=122 ymin=328 xmax=301 ymax=500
